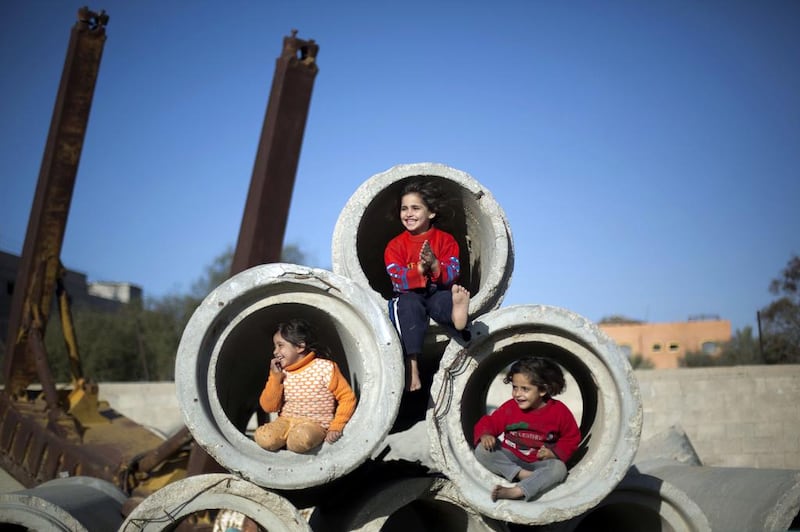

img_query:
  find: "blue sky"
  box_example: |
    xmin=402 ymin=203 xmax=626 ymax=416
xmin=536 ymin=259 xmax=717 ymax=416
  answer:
xmin=1 ymin=1 xmax=798 ymax=334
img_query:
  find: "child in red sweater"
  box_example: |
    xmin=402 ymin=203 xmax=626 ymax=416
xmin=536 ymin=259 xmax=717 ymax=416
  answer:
xmin=474 ymin=357 xmax=581 ymax=501
xmin=255 ymin=319 xmax=356 ymax=453
xmin=384 ymin=179 xmax=470 ymax=392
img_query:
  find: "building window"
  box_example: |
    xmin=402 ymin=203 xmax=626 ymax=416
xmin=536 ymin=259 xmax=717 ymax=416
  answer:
xmin=701 ymin=341 xmax=718 ymax=354
xmin=652 ymin=343 xmax=662 ymax=353
xmin=668 ymin=342 xmax=680 ymax=351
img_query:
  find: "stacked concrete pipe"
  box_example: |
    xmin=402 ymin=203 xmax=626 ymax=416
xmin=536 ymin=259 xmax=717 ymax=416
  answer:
xmin=428 ymin=305 xmax=643 ymax=526
xmin=320 ymin=476 xmax=510 ymax=532
xmin=331 ymin=162 xmax=514 ymax=322
xmin=550 ymin=466 xmax=712 ymax=532
xmin=0 ymin=476 xmax=127 ymax=531
xmin=635 ymin=461 xmax=800 ymax=531
xmin=119 ymin=473 xmax=310 ymax=531
xmin=175 ymin=263 xmax=404 ymax=490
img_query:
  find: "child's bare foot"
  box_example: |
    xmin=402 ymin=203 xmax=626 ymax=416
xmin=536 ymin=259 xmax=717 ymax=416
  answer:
xmin=405 ymin=356 xmax=422 ymax=392
xmin=491 ymin=485 xmax=525 ymax=501
xmin=451 ymin=285 xmax=470 ymax=331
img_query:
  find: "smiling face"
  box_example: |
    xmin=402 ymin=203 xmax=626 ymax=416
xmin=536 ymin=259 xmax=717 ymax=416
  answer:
xmin=272 ymin=331 xmax=307 ymax=369
xmin=400 ymin=192 xmax=435 ymax=235
xmin=510 ymin=372 xmax=547 ymax=411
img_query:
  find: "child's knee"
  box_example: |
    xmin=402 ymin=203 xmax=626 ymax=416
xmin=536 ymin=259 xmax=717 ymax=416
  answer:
xmin=254 ymin=423 xmax=286 ymax=451
xmin=551 ymin=459 xmax=568 ymax=481
xmin=286 ymin=423 xmax=326 ymax=453
xmin=474 ymin=444 xmax=493 ymax=467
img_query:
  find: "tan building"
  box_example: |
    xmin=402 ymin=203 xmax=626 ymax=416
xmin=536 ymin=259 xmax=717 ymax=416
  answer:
xmin=599 ymin=318 xmax=732 ymax=369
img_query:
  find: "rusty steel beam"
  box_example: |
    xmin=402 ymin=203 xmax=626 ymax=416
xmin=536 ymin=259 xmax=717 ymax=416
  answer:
xmin=0 ymin=8 xmax=175 ymax=494
xmin=3 ymin=7 xmax=109 ymax=397
xmin=230 ymin=29 xmax=319 ymax=275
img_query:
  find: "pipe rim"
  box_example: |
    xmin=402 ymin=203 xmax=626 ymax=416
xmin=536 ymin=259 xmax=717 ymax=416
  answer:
xmin=428 ymin=304 xmax=643 ymax=525
xmin=331 ymin=162 xmax=514 ymax=317
xmin=119 ymin=473 xmax=311 ymax=531
xmin=176 ymin=263 xmax=404 ymax=489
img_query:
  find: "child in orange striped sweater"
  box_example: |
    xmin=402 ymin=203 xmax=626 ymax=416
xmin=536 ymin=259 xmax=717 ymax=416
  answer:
xmin=255 ymin=319 xmax=357 ymax=453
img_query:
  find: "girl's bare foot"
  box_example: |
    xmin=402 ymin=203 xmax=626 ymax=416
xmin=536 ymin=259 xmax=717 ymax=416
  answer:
xmin=451 ymin=285 xmax=470 ymax=330
xmin=406 ymin=356 xmax=422 ymax=392
xmin=491 ymin=485 xmax=525 ymax=501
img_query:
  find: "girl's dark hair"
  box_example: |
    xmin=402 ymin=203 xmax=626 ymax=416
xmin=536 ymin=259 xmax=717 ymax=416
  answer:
xmin=396 ymin=179 xmax=448 ymax=224
xmin=503 ymin=357 xmax=566 ymax=397
xmin=275 ymin=318 xmax=330 ymax=359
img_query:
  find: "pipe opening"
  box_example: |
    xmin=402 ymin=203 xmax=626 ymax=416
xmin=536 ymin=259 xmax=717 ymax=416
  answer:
xmin=571 ymin=500 xmax=674 ymax=532
xmin=428 ymin=305 xmax=642 ymax=525
xmin=212 ymin=299 xmax=355 ymax=433
xmin=462 ymin=340 xmax=594 ymax=469
xmin=355 ymin=175 xmax=479 ymax=300
xmin=333 ymin=163 xmax=513 ymax=320
xmin=120 ymin=474 xmax=311 ymax=531
xmin=324 ymin=477 xmax=507 ymax=532
xmin=381 ymin=499 xmax=486 ymax=531
xmin=176 ymin=264 xmax=403 ymax=489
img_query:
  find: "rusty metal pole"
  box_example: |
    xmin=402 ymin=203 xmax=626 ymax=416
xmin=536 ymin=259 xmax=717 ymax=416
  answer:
xmin=230 ymin=29 xmax=319 ymax=275
xmin=3 ymin=7 xmax=109 ymax=397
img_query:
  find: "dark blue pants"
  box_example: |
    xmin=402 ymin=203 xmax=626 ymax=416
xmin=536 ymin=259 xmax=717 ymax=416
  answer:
xmin=388 ymin=286 xmax=453 ymax=356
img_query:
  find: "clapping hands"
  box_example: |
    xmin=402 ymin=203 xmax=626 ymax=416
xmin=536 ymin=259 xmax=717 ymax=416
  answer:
xmin=418 ymin=240 xmax=439 ymax=276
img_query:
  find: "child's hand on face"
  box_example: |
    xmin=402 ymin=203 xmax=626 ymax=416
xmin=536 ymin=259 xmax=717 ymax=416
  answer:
xmin=269 ymin=358 xmax=284 ymax=380
xmin=325 ymin=430 xmax=342 ymax=443
xmin=480 ymin=434 xmax=496 ymax=450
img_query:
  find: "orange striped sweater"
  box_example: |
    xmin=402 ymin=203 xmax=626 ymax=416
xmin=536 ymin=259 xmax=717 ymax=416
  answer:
xmin=259 ymin=352 xmax=357 ymax=432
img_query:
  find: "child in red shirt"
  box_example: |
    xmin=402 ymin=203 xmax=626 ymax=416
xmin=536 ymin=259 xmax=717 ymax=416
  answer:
xmin=384 ymin=179 xmax=470 ymax=392
xmin=474 ymin=357 xmax=581 ymax=501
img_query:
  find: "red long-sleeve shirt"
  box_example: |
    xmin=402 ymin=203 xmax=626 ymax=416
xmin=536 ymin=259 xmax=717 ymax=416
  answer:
xmin=473 ymin=398 xmax=581 ymax=463
xmin=384 ymin=226 xmax=460 ymax=293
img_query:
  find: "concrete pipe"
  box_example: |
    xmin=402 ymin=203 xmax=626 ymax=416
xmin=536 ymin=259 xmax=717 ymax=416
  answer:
xmin=0 ymin=475 xmax=127 ymax=531
xmin=634 ymin=424 xmax=702 ymax=467
xmin=175 ymin=263 xmax=404 ymax=490
xmin=331 ymin=162 xmax=514 ymax=321
xmin=428 ymin=305 xmax=643 ymax=525
xmin=550 ymin=466 xmax=711 ymax=532
xmin=636 ymin=461 xmax=800 ymax=531
xmin=316 ymin=476 xmax=509 ymax=532
xmin=119 ymin=473 xmax=310 ymax=531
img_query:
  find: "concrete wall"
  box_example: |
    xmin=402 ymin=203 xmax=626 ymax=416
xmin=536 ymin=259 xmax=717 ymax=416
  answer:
xmin=96 ymin=364 xmax=800 ymax=470
xmin=635 ymin=364 xmax=800 ymax=469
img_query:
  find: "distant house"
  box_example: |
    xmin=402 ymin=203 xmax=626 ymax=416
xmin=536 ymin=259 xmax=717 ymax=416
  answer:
xmin=598 ymin=317 xmax=731 ymax=369
xmin=0 ymin=250 xmax=141 ymax=349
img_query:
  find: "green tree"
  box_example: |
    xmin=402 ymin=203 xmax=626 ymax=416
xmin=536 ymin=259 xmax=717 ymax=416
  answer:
xmin=599 ymin=315 xmax=644 ymax=325
xmin=629 ymin=353 xmax=654 ymax=369
xmin=679 ymin=350 xmax=716 ymax=367
xmin=759 ymin=255 xmax=800 ymax=364
xmin=681 ymin=327 xmax=763 ymax=367
xmin=719 ymin=326 xmax=763 ymax=365
xmin=44 ymin=244 xmax=311 ymax=383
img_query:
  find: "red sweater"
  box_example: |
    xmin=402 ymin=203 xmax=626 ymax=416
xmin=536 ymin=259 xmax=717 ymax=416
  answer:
xmin=473 ymin=398 xmax=580 ymax=463
xmin=384 ymin=227 xmax=460 ymax=293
